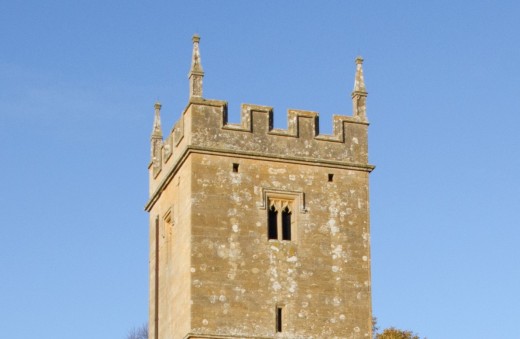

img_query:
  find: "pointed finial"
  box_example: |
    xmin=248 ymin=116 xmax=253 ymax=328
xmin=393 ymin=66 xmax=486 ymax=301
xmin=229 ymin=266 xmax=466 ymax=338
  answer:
xmin=190 ymin=34 xmax=203 ymax=73
xmin=353 ymin=56 xmax=367 ymax=94
xmin=189 ymin=34 xmax=204 ymax=98
xmin=151 ymin=101 xmax=163 ymax=138
xmin=352 ymin=56 xmax=368 ymax=121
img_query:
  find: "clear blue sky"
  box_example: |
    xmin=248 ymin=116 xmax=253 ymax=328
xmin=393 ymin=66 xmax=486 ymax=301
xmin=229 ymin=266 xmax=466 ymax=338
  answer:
xmin=1 ymin=1 xmax=519 ymax=338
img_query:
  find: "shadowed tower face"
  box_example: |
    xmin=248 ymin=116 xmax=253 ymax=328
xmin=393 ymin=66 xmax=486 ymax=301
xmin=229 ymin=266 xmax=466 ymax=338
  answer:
xmin=145 ymin=35 xmax=374 ymax=339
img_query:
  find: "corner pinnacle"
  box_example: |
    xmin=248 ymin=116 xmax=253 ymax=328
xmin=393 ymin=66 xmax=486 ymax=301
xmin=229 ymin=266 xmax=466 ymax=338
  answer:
xmin=190 ymin=34 xmax=204 ymax=74
xmin=352 ymin=57 xmax=368 ymax=121
xmin=353 ymin=56 xmax=367 ymax=94
xmin=151 ymin=101 xmax=162 ymax=138
xmin=189 ymin=34 xmax=204 ymax=98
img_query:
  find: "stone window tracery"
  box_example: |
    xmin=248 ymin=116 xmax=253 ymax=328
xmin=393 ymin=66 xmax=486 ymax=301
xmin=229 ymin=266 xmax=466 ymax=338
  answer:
xmin=268 ymin=198 xmax=293 ymax=241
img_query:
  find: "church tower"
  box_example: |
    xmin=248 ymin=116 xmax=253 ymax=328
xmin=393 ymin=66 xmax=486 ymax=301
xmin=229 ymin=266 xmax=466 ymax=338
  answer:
xmin=145 ymin=35 xmax=374 ymax=339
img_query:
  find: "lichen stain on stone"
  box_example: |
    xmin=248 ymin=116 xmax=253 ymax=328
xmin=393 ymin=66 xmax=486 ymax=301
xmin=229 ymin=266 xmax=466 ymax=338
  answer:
xmin=268 ymin=167 xmax=287 ymax=174
xmin=331 ymin=244 xmax=343 ymax=259
xmin=286 ymin=255 xmax=298 ymax=263
xmin=230 ymin=192 xmax=241 ymax=204
xmin=230 ymin=174 xmax=241 ymax=185
xmin=327 ymin=219 xmax=339 ymax=235
xmin=227 ymin=208 xmax=238 ymax=217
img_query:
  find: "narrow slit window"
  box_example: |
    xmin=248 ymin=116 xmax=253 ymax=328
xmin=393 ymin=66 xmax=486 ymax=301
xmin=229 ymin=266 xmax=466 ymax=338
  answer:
xmin=328 ymin=173 xmax=334 ymax=182
xmin=232 ymin=163 xmax=239 ymax=173
xmin=276 ymin=307 xmax=283 ymax=332
xmin=281 ymin=207 xmax=292 ymax=241
xmin=268 ymin=205 xmax=278 ymax=240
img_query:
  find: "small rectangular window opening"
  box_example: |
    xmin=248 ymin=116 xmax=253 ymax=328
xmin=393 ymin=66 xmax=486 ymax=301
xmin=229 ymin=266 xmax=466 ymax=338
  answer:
xmin=232 ymin=163 xmax=239 ymax=172
xmin=328 ymin=173 xmax=334 ymax=182
xmin=276 ymin=307 xmax=283 ymax=332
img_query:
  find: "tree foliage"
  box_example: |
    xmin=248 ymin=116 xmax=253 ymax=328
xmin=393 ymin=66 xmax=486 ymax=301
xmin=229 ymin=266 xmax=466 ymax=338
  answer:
xmin=375 ymin=327 xmax=421 ymax=339
xmin=372 ymin=317 xmax=424 ymax=339
xmin=127 ymin=323 xmax=148 ymax=339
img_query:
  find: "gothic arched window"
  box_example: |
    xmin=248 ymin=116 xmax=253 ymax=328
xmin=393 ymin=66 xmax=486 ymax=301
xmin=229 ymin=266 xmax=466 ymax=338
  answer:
xmin=267 ymin=199 xmax=294 ymax=241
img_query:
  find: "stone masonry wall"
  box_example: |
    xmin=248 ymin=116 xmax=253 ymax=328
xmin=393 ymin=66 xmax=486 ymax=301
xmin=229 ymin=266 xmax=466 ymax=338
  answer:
xmin=148 ymin=162 xmax=193 ymax=339
xmin=146 ymin=97 xmax=373 ymax=339
xmin=188 ymin=153 xmax=371 ymax=338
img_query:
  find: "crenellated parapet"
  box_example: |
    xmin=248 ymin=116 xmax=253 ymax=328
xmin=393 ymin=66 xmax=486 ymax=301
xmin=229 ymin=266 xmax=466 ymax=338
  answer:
xmin=187 ymin=98 xmax=370 ymax=164
xmin=147 ymin=101 xmax=373 ymax=202
xmin=146 ymin=35 xmax=374 ymax=204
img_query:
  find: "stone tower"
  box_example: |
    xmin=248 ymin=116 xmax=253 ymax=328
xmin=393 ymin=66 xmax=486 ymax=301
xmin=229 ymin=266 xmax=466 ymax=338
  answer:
xmin=145 ymin=35 xmax=374 ymax=339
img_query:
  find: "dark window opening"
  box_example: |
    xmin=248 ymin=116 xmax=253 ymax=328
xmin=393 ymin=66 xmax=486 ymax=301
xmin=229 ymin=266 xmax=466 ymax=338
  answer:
xmin=232 ymin=163 xmax=239 ymax=172
xmin=328 ymin=173 xmax=334 ymax=182
xmin=268 ymin=206 xmax=278 ymax=240
xmin=281 ymin=207 xmax=292 ymax=240
xmin=276 ymin=307 xmax=283 ymax=332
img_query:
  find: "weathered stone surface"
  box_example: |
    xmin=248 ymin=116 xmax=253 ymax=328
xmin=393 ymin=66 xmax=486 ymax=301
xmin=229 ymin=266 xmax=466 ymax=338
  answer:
xmin=145 ymin=37 xmax=374 ymax=339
